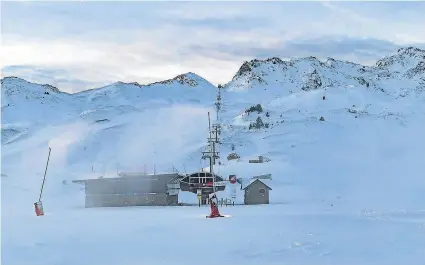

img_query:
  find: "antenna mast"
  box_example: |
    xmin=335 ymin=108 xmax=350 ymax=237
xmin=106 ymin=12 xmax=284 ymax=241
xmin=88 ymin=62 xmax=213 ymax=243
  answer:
xmin=208 ymin=112 xmax=213 ymax=178
xmin=215 ymin=85 xmax=222 ymax=121
xmin=202 ymin=112 xmax=221 ymax=194
xmin=209 ymin=112 xmax=215 ymax=193
xmin=203 ymin=84 xmax=223 ymax=196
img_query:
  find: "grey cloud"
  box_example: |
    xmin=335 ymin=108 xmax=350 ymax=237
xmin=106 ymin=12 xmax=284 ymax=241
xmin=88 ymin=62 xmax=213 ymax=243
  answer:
xmin=281 ymin=37 xmax=401 ymax=59
xmin=168 ymin=16 xmax=271 ymax=31
xmin=1 ymin=1 xmax=167 ymax=39
xmin=3 ymin=36 xmax=424 ymax=92
xmin=180 ymin=36 xmax=422 ymax=65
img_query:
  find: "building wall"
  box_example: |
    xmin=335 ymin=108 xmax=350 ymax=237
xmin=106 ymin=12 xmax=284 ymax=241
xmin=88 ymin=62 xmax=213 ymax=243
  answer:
xmin=83 ymin=173 xmax=180 ymax=207
xmin=85 ymin=174 xmax=178 ymax=195
xmin=244 ymin=181 xmax=270 ymax=205
xmin=167 ymin=194 xmax=178 ymax=205
xmin=85 ymin=193 xmax=178 ymax=208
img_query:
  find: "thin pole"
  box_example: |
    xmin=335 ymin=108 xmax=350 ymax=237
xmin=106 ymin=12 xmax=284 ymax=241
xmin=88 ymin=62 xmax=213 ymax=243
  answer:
xmin=208 ymin=112 xmax=216 ymax=195
xmin=39 ymin=147 xmax=51 ymax=202
xmin=216 ymin=86 xmax=221 ymax=121
xmin=208 ymin=112 xmax=212 ymax=144
xmin=208 ymin=112 xmax=213 ymax=175
xmin=215 ymin=126 xmax=218 ymax=142
xmin=212 ymin=139 xmax=216 ymax=194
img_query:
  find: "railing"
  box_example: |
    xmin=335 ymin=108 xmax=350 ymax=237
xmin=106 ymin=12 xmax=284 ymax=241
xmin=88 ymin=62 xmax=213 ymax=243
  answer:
xmin=167 ymin=183 xmax=180 ymax=189
xmin=218 ymin=198 xmax=235 ymax=207
xmin=179 ymin=180 xmax=227 ymax=187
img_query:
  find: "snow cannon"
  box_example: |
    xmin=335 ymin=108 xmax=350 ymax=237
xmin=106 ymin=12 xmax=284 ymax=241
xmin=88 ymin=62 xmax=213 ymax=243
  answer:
xmin=35 ymin=147 xmax=51 ymax=217
xmin=34 ymin=201 xmax=44 ymax=216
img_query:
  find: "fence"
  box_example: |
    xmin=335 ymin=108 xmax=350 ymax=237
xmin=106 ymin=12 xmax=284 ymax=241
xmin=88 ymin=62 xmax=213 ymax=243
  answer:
xmin=218 ymin=198 xmax=235 ymax=207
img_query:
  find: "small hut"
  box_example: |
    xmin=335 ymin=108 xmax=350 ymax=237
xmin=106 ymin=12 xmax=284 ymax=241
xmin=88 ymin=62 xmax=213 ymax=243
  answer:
xmin=243 ymin=179 xmax=272 ymax=205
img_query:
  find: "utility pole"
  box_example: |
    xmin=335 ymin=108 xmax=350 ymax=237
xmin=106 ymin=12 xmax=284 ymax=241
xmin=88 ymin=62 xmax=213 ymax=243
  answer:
xmin=202 ymin=112 xmax=221 ymax=193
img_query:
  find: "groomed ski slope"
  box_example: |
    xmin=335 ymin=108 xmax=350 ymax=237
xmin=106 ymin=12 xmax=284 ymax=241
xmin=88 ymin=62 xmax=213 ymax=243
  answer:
xmin=2 ymin=47 xmax=425 ymax=265
xmin=3 ymin=204 xmax=424 ymax=265
xmin=2 ymin=94 xmax=425 ymax=265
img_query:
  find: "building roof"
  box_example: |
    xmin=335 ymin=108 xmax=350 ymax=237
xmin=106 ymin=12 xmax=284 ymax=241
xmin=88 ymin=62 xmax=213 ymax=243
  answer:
xmin=242 ymin=179 xmax=272 ymax=191
xmin=118 ymin=172 xmax=180 ymax=178
xmin=72 ymin=172 xmax=182 ymax=184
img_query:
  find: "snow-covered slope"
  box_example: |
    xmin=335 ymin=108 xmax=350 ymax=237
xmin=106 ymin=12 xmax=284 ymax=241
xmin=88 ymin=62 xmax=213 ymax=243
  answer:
xmin=1 ymin=77 xmax=78 ymax=124
xmin=74 ymin=72 xmax=217 ymax=110
xmin=216 ymin=47 xmax=424 ymax=211
xmin=1 ymin=72 xmax=217 ymax=123
xmin=1 ymin=72 xmax=217 ymax=150
xmin=2 ymin=47 xmax=425 ymax=265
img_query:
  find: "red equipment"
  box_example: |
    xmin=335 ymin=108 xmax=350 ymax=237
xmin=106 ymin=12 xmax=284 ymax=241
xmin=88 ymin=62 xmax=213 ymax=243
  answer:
xmin=34 ymin=201 xmax=44 ymax=216
xmin=206 ymin=194 xmax=224 ymax=218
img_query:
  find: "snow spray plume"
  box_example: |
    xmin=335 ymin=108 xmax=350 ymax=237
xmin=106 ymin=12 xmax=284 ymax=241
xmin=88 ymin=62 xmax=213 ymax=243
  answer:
xmin=115 ymin=104 xmax=213 ymax=173
xmin=47 ymin=122 xmax=92 ymax=175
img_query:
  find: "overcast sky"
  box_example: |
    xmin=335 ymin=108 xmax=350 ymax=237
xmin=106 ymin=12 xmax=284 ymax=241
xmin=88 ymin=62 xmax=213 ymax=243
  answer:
xmin=1 ymin=1 xmax=425 ymax=93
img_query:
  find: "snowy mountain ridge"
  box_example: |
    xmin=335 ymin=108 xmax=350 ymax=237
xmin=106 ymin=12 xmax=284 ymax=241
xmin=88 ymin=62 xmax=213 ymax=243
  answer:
xmin=225 ymin=46 xmax=424 ymax=96
xmin=2 ymin=46 xmax=424 ymax=99
xmin=1 ymin=71 xmax=214 ymax=97
xmin=1 ymin=72 xmax=218 ymax=124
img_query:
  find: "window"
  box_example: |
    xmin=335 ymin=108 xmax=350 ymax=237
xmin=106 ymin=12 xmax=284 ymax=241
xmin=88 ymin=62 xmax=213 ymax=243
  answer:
xmin=259 ymin=188 xmax=265 ymax=194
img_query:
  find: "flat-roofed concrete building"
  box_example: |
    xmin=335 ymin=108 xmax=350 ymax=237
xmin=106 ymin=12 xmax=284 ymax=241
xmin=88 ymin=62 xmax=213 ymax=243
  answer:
xmin=73 ymin=173 xmax=182 ymax=208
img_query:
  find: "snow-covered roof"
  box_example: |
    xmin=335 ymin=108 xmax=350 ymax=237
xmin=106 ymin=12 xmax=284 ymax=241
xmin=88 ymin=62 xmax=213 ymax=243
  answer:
xmin=242 ymin=178 xmax=272 ymax=190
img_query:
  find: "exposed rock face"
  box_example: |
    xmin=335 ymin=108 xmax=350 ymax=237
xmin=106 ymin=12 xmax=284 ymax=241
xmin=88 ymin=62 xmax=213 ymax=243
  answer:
xmin=302 ymin=70 xmax=322 ymax=91
xmin=147 ymin=73 xmax=202 ymax=87
xmin=227 ymin=152 xmax=241 ymax=161
xmin=376 ymin=47 xmax=425 ymax=76
xmin=245 ymin=104 xmax=263 ymax=114
xmin=405 ymin=61 xmax=425 ymax=78
xmin=236 ymin=62 xmax=252 ymax=77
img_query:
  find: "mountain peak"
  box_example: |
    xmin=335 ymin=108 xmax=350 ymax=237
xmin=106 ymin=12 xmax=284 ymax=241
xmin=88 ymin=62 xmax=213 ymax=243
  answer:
xmin=396 ymin=46 xmax=425 ymax=56
xmin=1 ymin=76 xmax=29 ymax=85
xmin=376 ymin=46 xmax=425 ymax=72
xmin=147 ymin=72 xmax=213 ymax=88
xmin=111 ymin=81 xmax=143 ymax=88
xmin=232 ymin=55 xmax=330 ymax=80
xmin=234 ymin=61 xmax=253 ymax=78
xmin=1 ymin=76 xmax=60 ymax=93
